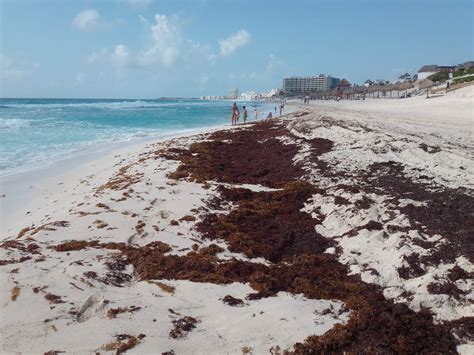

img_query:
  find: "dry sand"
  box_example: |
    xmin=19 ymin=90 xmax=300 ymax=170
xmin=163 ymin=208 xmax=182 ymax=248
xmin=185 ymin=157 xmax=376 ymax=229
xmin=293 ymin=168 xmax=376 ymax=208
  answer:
xmin=0 ymin=86 xmax=472 ymax=354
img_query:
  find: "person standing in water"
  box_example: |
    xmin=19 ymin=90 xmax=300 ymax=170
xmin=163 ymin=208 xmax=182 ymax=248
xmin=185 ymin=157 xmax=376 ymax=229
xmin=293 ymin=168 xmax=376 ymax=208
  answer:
xmin=235 ymin=105 xmax=240 ymax=124
xmin=243 ymin=106 xmax=248 ymax=123
xmin=231 ymin=102 xmax=239 ymax=125
xmin=254 ymin=107 xmax=258 ymax=120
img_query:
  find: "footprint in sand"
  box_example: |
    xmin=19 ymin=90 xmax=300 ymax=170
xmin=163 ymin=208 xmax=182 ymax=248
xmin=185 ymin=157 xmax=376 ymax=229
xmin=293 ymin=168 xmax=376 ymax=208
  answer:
xmin=159 ymin=211 xmax=170 ymax=219
xmin=76 ymin=292 xmax=104 ymax=323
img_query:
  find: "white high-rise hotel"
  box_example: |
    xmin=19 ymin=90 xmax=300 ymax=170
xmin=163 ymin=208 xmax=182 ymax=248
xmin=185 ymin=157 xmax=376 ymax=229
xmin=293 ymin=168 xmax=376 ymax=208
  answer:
xmin=282 ymin=75 xmax=340 ymax=93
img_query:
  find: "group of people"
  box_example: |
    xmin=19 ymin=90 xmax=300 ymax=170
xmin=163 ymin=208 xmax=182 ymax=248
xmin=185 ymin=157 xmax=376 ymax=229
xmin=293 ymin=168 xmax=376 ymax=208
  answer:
xmin=231 ymin=103 xmax=248 ymax=125
xmin=231 ymin=102 xmax=284 ymax=125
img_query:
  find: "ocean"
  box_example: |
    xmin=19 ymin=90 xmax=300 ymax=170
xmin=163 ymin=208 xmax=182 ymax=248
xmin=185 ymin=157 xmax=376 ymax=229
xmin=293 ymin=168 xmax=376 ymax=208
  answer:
xmin=0 ymin=98 xmax=276 ymax=176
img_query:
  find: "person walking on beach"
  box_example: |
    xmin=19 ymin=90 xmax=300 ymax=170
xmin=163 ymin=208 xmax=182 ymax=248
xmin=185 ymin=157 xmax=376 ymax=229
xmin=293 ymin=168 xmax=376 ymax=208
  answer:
xmin=243 ymin=106 xmax=248 ymax=123
xmin=279 ymin=104 xmax=283 ymax=116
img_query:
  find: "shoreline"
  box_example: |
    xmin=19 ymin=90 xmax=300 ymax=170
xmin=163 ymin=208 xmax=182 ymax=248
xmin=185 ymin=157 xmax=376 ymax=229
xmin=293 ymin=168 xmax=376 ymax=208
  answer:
xmin=1 ymin=124 xmax=228 ymax=224
xmin=1 ymin=104 xmax=294 ymax=224
xmin=0 ymin=99 xmax=280 ymax=180
xmin=0 ymin=89 xmax=472 ymax=353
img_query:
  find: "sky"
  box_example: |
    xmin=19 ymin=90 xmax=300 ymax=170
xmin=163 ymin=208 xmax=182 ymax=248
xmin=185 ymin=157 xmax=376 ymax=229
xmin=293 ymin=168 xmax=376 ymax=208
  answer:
xmin=1 ymin=0 xmax=473 ymax=98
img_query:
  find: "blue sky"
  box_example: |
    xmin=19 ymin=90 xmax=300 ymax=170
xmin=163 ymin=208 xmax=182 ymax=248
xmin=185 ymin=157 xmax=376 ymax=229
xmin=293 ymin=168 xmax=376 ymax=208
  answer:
xmin=1 ymin=0 xmax=473 ymax=98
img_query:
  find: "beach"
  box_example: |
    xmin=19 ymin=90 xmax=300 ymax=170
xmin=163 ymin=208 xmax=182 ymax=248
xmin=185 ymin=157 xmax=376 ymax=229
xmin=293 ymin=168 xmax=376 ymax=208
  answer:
xmin=1 ymin=86 xmax=473 ymax=354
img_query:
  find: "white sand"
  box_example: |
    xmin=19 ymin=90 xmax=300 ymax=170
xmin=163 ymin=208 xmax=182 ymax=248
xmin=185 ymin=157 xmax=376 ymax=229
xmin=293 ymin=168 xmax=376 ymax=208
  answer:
xmin=288 ymin=86 xmax=473 ymax=353
xmin=290 ymin=85 xmax=473 ymax=190
xmin=0 ymin=121 xmax=348 ymax=354
xmin=0 ymin=87 xmax=472 ymax=353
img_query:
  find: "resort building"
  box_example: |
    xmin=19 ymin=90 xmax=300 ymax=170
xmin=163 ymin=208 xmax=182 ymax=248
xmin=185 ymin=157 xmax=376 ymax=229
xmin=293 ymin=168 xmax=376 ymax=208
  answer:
xmin=363 ymin=79 xmax=374 ymax=87
xmin=417 ymin=65 xmax=455 ymax=80
xmin=398 ymin=73 xmax=412 ymax=81
xmin=282 ymin=75 xmax=340 ymax=93
xmin=456 ymin=61 xmax=474 ymax=70
xmin=228 ymin=88 xmax=240 ymax=100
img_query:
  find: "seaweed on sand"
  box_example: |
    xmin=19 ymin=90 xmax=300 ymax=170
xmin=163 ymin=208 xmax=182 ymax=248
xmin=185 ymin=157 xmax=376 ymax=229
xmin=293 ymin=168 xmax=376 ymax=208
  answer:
xmin=50 ymin=120 xmax=461 ymax=353
xmin=169 ymin=316 xmax=199 ymax=339
xmin=149 ymin=120 xmax=458 ymax=353
xmin=167 ymin=121 xmax=306 ymax=187
xmin=101 ymin=334 xmax=145 ymax=354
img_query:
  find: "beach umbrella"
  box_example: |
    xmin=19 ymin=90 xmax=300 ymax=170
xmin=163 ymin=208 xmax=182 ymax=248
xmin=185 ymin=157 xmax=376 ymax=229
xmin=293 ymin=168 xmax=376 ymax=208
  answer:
xmin=372 ymin=84 xmax=382 ymax=98
xmin=418 ymin=79 xmax=434 ymax=98
xmin=367 ymin=85 xmax=376 ymax=98
xmin=376 ymin=84 xmax=384 ymax=98
xmin=353 ymin=87 xmax=359 ymax=99
xmin=400 ymin=81 xmax=414 ymax=98
xmin=393 ymin=81 xmax=402 ymax=98
xmin=344 ymin=87 xmax=354 ymax=99
xmin=353 ymin=86 xmax=361 ymax=99
xmin=385 ymin=83 xmax=394 ymax=98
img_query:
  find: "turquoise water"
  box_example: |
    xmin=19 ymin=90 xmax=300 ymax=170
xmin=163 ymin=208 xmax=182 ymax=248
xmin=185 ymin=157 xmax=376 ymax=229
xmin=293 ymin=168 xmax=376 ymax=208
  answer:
xmin=0 ymin=98 xmax=274 ymax=175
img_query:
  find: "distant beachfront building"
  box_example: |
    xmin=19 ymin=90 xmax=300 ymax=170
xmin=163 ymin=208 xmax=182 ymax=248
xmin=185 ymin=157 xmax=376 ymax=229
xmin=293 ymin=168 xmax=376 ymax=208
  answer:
xmin=398 ymin=73 xmax=412 ymax=81
xmin=455 ymin=61 xmax=474 ymax=70
xmin=417 ymin=65 xmax=455 ymax=80
xmin=363 ymin=79 xmax=374 ymax=87
xmin=282 ymin=75 xmax=340 ymax=93
xmin=228 ymin=88 xmax=240 ymax=99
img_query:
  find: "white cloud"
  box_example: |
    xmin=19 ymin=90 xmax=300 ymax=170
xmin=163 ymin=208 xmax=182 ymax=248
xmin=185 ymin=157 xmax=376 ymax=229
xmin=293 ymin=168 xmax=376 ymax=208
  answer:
xmin=86 ymin=52 xmax=99 ymax=64
xmin=127 ymin=0 xmax=152 ymax=7
xmin=138 ymin=14 xmax=149 ymax=25
xmin=207 ymin=53 xmax=217 ymax=64
xmin=86 ymin=12 xmax=217 ymax=76
xmin=188 ymin=40 xmax=216 ymax=65
xmin=2 ymin=68 xmax=25 ymax=80
xmin=72 ymin=9 xmax=100 ymax=31
xmin=1 ymin=54 xmax=26 ymax=80
xmin=86 ymin=48 xmax=108 ymax=64
xmin=137 ymin=14 xmax=181 ymax=66
xmin=111 ymin=44 xmax=131 ymax=68
xmin=219 ymin=29 xmax=250 ymax=56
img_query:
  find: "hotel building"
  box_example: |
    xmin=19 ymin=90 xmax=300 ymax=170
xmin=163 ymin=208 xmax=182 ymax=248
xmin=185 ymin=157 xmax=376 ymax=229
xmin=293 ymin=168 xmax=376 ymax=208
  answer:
xmin=282 ymin=75 xmax=340 ymax=93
